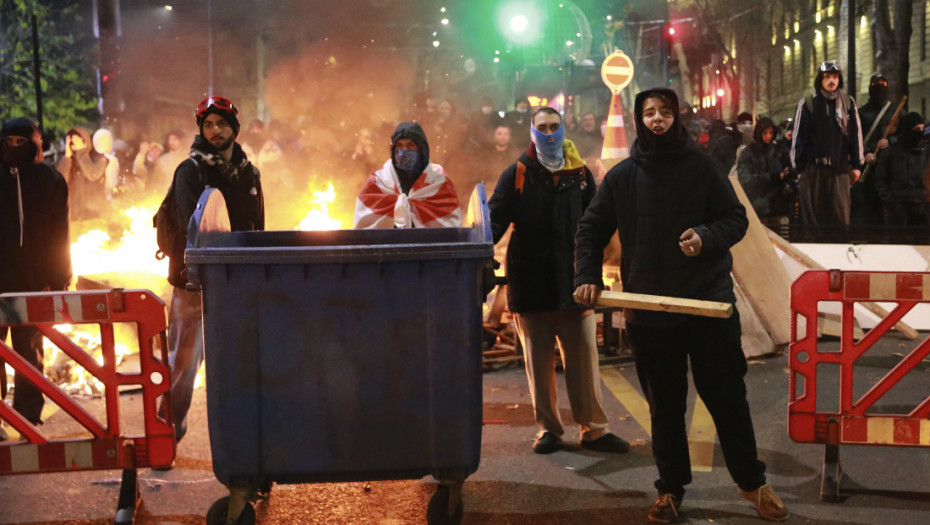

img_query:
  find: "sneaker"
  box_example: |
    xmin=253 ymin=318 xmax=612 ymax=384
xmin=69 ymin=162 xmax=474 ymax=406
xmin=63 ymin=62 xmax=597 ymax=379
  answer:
xmin=580 ymin=432 xmax=630 ymax=453
xmin=739 ymin=484 xmax=789 ymax=522
xmin=532 ymin=431 xmax=562 ymax=454
xmin=648 ymin=493 xmax=681 ymax=523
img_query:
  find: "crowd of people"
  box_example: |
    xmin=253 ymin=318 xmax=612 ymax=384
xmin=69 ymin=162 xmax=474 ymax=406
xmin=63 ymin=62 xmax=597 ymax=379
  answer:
xmin=8 ymin=58 xmax=928 ymax=522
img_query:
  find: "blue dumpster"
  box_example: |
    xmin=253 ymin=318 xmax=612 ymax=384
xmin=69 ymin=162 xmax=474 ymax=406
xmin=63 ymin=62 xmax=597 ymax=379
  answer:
xmin=186 ymin=187 xmax=494 ymax=525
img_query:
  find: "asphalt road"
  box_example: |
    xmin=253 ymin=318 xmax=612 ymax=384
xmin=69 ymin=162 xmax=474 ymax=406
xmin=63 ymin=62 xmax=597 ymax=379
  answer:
xmin=0 ymin=331 xmax=928 ymax=524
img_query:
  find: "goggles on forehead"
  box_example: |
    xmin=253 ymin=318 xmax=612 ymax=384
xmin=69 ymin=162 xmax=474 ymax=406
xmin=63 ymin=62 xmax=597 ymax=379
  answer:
xmin=196 ymin=96 xmax=238 ymax=119
xmin=819 ymin=60 xmax=842 ymax=73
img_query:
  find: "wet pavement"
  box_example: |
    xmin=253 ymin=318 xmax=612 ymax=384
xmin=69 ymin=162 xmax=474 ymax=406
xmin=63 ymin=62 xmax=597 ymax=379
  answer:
xmin=0 ymin=331 xmax=928 ymax=524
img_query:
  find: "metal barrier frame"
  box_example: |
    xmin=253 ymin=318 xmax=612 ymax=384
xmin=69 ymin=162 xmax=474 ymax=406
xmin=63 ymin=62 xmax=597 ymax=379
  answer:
xmin=0 ymin=289 xmax=174 ymax=524
xmin=789 ymin=270 xmax=930 ymax=501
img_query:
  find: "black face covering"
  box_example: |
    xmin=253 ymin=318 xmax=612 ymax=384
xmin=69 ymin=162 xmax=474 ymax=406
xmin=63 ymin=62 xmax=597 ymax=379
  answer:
xmin=869 ymin=84 xmax=889 ymax=104
xmin=2 ymin=142 xmax=36 ymax=167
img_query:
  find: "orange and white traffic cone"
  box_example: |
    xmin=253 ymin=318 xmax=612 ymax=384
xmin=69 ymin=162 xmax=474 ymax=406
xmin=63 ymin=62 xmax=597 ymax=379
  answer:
xmin=601 ymin=93 xmax=629 ymax=160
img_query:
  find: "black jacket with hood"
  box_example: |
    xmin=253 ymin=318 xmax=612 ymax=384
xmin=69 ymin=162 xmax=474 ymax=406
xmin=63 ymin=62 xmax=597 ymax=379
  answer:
xmin=574 ymin=88 xmax=748 ymax=326
xmin=489 ymin=132 xmax=596 ymax=313
xmin=390 ymin=122 xmax=431 ymax=195
xmin=167 ymin=134 xmax=264 ymax=287
xmin=791 ymin=70 xmax=864 ymax=173
xmin=0 ymin=118 xmax=72 ymax=293
xmin=736 ymin=117 xmax=794 ymax=218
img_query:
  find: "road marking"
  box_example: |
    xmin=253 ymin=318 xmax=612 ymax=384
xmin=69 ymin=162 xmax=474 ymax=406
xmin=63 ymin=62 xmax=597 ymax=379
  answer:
xmin=601 ymin=366 xmax=652 ymax=436
xmin=688 ymin=397 xmax=716 ymax=472
xmin=3 ymin=402 xmax=60 ymax=441
xmin=602 ymin=366 xmax=718 ymax=472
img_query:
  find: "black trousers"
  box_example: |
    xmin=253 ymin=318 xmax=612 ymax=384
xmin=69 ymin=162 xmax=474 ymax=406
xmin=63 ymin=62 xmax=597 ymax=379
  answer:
xmin=626 ymin=312 xmax=766 ymax=499
xmin=0 ymin=325 xmax=46 ymax=424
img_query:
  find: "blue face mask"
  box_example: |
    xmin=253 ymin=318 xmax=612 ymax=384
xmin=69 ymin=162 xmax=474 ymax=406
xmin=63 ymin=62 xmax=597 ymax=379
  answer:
xmin=531 ymin=125 xmax=565 ymax=161
xmin=394 ymin=149 xmax=419 ymax=172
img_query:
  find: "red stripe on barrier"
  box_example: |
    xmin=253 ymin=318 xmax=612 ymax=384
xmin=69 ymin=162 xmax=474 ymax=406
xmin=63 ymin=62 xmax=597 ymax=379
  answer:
xmin=93 ymin=439 xmax=121 ymax=469
xmin=845 ymin=273 xmax=870 ymax=299
xmin=897 ymin=274 xmax=923 ymax=300
xmin=25 ymin=296 xmax=55 ymax=323
xmin=0 ymin=447 xmax=10 ymax=473
xmin=843 ymin=418 xmax=868 ymax=442
xmin=38 ymin=443 xmax=66 ymax=471
xmin=81 ymin=294 xmax=109 ymax=322
xmin=894 ymin=419 xmax=921 ymax=445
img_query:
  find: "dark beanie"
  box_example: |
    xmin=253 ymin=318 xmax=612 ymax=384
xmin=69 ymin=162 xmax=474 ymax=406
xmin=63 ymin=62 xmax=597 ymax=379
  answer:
xmin=197 ymin=107 xmax=240 ymax=137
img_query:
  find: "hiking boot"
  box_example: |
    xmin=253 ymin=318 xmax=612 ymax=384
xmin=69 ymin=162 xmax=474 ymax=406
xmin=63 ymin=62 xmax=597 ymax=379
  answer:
xmin=648 ymin=493 xmax=681 ymax=523
xmin=532 ymin=431 xmax=562 ymax=454
xmin=739 ymin=484 xmax=789 ymax=522
xmin=581 ymin=432 xmax=630 ymax=453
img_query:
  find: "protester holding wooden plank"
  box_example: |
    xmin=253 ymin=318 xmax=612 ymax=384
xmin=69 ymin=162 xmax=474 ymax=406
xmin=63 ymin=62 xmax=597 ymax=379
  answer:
xmin=573 ymin=87 xmax=788 ymax=524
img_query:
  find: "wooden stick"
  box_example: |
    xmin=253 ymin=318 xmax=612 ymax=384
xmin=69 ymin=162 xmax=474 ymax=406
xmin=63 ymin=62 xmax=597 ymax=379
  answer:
xmin=596 ymin=290 xmax=733 ymax=318
xmin=860 ymin=95 xmax=907 ymax=183
xmin=765 ymin=228 xmax=919 ymax=340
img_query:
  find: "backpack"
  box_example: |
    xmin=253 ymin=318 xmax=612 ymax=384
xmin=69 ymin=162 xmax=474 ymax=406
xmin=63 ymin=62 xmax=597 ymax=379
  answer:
xmin=153 ymin=158 xmax=204 ymax=261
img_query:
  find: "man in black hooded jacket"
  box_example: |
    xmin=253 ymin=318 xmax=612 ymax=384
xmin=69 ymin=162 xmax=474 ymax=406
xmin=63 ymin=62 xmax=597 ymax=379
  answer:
xmin=573 ymin=88 xmax=788 ymax=523
xmin=0 ymin=117 xmax=71 ymax=439
xmin=160 ymin=96 xmax=264 ymax=444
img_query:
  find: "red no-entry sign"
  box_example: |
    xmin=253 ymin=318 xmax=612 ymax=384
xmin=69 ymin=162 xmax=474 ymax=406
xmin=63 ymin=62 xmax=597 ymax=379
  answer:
xmin=601 ymin=51 xmax=634 ymax=93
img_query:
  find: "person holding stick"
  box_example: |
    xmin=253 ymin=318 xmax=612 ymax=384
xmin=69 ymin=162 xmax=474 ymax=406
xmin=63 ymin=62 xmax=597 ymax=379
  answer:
xmin=573 ymin=87 xmax=788 ymax=523
xmin=851 ymin=74 xmax=895 ymax=225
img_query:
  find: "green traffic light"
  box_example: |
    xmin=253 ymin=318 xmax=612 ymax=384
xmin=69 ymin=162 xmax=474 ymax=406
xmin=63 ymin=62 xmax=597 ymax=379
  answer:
xmin=497 ymin=1 xmax=543 ymax=45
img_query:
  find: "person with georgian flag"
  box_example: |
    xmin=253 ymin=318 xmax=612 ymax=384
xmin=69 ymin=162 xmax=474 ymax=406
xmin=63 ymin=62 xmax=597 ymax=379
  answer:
xmin=354 ymin=122 xmax=461 ymax=229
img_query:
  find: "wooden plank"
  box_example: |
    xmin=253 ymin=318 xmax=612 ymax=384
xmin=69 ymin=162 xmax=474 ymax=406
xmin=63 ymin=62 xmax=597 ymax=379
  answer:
xmin=596 ymin=290 xmax=733 ymax=318
xmin=735 ymin=279 xmax=775 ymax=358
xmin=766 ymin=228 xmax=919 ymax=340
xmin=729 ymin=173 xmax=792 ymax=345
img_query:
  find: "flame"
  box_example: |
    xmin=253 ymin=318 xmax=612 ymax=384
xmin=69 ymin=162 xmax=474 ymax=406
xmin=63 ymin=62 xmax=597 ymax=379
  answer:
xmin=70 ymin=205 xmax=168 ymax=278
xmin=297 ymin=182 xmax=343 ymax=231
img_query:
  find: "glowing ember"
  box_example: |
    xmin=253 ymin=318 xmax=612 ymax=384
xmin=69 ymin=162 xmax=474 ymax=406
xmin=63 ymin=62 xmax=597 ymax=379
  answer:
xmin=297 ymin=183 xmax=343 ymax=231
xmin=71 ymin=205 xmax=168 ymax=278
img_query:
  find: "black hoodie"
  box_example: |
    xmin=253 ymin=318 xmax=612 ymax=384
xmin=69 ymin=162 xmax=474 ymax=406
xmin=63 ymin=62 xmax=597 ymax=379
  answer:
xmin=0 ymin=118 xmax=72 ymax=293
xmin=575 ymin=88 xmax=748 ymax=326
xmin=390 ymin=122 xmax=431 ymax=195
xmin=736 ymin=117 xmax=793 ymax=218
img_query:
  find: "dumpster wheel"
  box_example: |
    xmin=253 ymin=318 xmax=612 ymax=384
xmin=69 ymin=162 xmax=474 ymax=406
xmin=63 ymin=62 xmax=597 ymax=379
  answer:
xmin=206 ymin=495 xmax=256 ymax=525
xmin=426 ymin=483 xmax=463 ymax=525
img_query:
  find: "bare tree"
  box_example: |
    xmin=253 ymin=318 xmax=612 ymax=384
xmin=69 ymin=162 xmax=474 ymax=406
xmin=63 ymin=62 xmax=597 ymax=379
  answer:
xmin=871 ymin=0 xmax=912 ymax=105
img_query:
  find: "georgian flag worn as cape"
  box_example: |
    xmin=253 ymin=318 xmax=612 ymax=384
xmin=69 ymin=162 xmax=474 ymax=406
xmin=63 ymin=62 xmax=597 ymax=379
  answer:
xmin=354 ymin=159 xmax=462 ymax=229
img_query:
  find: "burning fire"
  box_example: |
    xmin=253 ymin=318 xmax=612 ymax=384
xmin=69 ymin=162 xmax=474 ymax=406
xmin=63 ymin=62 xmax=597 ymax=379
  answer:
xmin=297 ymin=182 xmax=343 ymax=231
xmin=70 ymin=205 xmax=168 ymax=279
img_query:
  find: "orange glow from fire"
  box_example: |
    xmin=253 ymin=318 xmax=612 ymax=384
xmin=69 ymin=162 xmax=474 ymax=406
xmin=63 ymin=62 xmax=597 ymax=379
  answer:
xmin=297 ymin=182 xmax=344 ymax=231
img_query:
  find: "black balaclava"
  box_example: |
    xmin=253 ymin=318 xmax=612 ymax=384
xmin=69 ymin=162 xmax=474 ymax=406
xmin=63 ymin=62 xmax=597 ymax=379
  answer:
xmin=630 ymin=87 xmax=691 ymax=161
xmin=1 ymin=117 xmax=43 ymax=167
xmin=897 ymin=111 xmax=925 ymax=149
xmin=868 ymin=74 xmax=889 ymax=106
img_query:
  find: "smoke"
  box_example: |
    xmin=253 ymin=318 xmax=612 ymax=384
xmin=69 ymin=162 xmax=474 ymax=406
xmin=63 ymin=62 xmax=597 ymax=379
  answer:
xmin=112 ymin=0 xmax=425 ymax=230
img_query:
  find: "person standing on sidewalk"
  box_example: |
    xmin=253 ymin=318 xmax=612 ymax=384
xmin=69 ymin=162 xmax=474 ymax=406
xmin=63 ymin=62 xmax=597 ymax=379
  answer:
xmin=489 ymin=106 xmax=630 ymax=455
xmin=573 ymin=88 xmax=788 ymax=523
xmin=161 ymin=96 xmax=264 ymax=444
xmin=0 ymin=118 xmax=72 ymax=440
